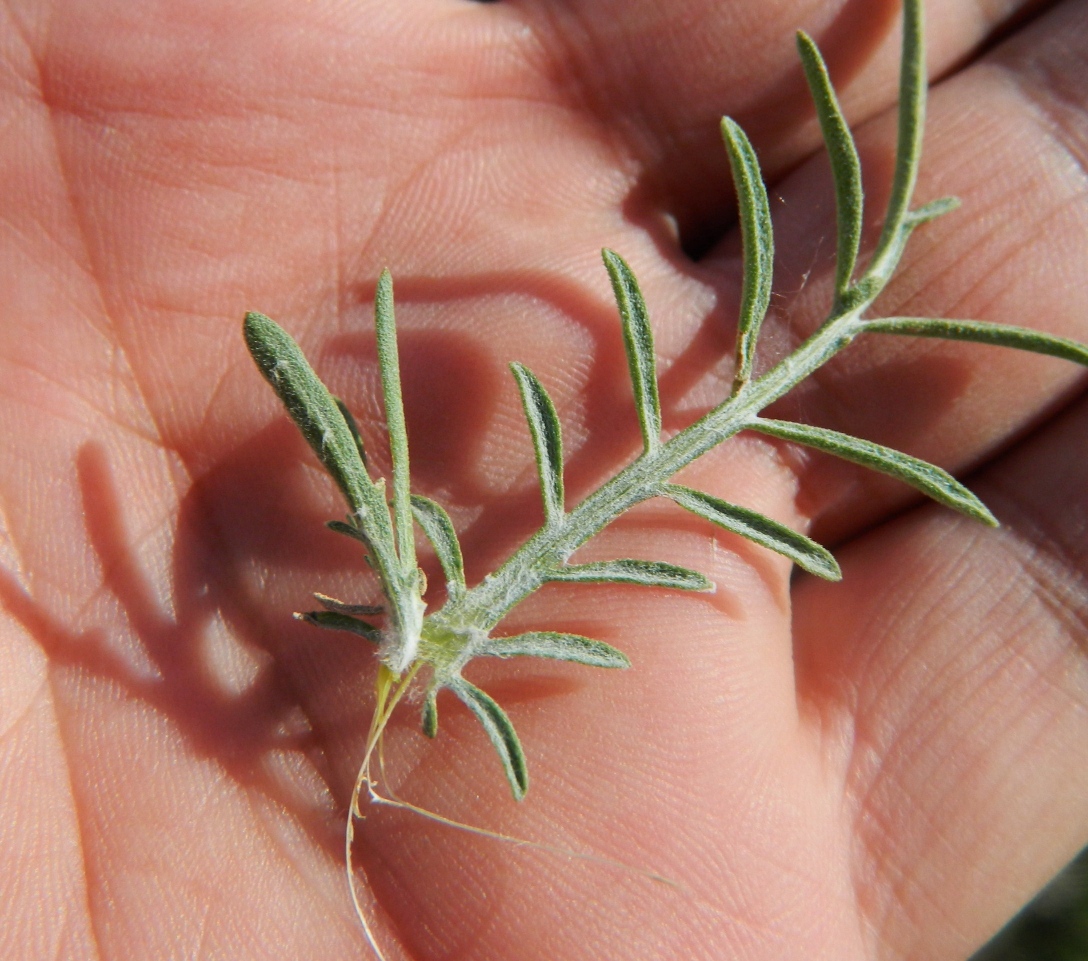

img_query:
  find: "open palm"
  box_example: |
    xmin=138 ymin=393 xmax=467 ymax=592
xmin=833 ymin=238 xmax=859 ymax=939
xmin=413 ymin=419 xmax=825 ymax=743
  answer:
xmin=3 ymin=0 xmax=1088 ymax=958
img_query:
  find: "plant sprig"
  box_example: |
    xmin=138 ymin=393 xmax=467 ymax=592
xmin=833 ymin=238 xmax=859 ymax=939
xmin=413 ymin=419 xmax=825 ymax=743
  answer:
xmin=241 ymin=0 xmax=1088 ymax=948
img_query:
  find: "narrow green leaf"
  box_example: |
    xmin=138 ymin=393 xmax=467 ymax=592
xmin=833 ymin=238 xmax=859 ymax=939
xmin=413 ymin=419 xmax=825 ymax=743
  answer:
xmin=796 ymin=31 xmax=863 ymax=300
xmin=245 ymin=311 xmax=404 ymax=602
xmin=602 ymin=249 xmax=661 ymax=454
xmin=483 ymin=631 xmax=630 ymax=669
xmin=373 ymin=271 xmax=415 ymax=571
xmin=422 ymin=691 xmax=438 ymax=739
xmin=244 ymin=313 xmax=374 ymax=515
xmin=326 ymin=518 xmax=371 ymax=547
xmin=295 ymin=610 xmax=381 ymax=644
xmin=549 ymin=559 xmax=713 ymax=592
xmin=449 ymin=678 xmax=528 ymax=800
xmin=864 ymin=317 xmax=1088 ymax=367
xmin=907 ymin=196 xmax=960 ymax=226
xmin=510 ymin=362 xmax=564 ymax=525
xmin=721 ymin=117 xmax=774 ymax=394
xmin=334 ymin=397 xmax=367 ymax=467
xmin=664 ymin=484 xmax=841 ymax=581
xmin=871 ymin=0 xmax=925 ymax=266
xmin=749 ymin=418 xmax=997 ymax=526
xmin=314 ymin=592 xmax=382 ymax=616
xmin=411 ymin=494 xmax=466 ymax=599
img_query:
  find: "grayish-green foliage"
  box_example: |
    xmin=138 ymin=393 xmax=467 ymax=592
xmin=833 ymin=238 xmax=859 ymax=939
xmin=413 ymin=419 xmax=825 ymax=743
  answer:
xmin=335 ymin=397 xmax=368 ymax=466
xmin=243 ymin=0 xmax=1088 ymax=799
xmin=314 ymin=593 xmax=383 ymax=616
xmin=748 ymin=419 xmax=998 ymax=526
xmin=374 ymin=270 xmax=416 ymax=574
xmin=410 ymin=494 xmax=466 ymax=600
xmin=664 ymin=484 xmax=841 ymax=580
xmin=604 ymin=248 xmax=662 ymax=453
xmin=511 ymin=361 xmax=565 ymax=526
xmin=866 ymin=317 xmax=1088 ymax=364
xmin=483 ymin=631 xmax=630 ymax=669
xmin=796 ymin=30 xmax=863 ymax=301
xmin=547 ymin=559 xmax=713 ymax=592
xmin=296 ymin=609 xmax=381 ymax=643
xmin=449 ymin=678 xmax=529 ymax=800
xmin=721 ymin=117 xmax=774 ymax=395
xmin=244 ymin=313 xmax=377 ymax=519
xmin=421 ymin=691 xmax=439 ymax=740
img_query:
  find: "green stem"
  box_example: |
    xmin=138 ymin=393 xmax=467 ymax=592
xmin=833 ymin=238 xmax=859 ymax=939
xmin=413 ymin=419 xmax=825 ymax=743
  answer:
xmin=435 ymin=302 xmax=867 ymax=635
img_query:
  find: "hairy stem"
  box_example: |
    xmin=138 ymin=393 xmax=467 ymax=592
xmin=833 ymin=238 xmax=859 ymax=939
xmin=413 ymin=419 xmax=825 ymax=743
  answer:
xmin=435 ymin=301 xmax=869 ymax=636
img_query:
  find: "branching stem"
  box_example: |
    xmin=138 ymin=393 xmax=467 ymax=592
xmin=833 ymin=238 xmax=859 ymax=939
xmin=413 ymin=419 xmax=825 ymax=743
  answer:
xmin=438 ymin=306 xmax=869 ymax=636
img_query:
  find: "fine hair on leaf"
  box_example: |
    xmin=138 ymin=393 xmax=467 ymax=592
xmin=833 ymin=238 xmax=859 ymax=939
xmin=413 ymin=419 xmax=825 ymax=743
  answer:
xmin=411 ymin=494 xmax=466 ymax=600
xmin=664 ymin=484 xmax=841 ymax=580
xmin=747 ymin=418 xmax=998 ymax=526
xmin=483 ymin=631 xmax=630 ymax=669
xmin=603 ymin=248 xmax=662 ymax=453
xmin=449 ymin=678 xmax=529 ymax=800
xmin=296 ymin=610 xmax=381 ymax=643
xmin=796 ymin=29 xmax=863 ymax=301
xmin=547 ymin=558 xmax=714 ymax=592
xmin=511 ymin=361 xmax=565 ymax=526
xmin=720 ymin=117 xmax=774 ymax=394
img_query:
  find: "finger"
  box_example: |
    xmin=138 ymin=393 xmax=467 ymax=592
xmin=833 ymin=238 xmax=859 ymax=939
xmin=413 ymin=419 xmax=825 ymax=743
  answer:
xmin=509 ymin=0 xmax=1047 ymax=250
xmin=698 ymin=0 xmax=1088 ymax=544
xmin=793 ymin=392 xmax=1088 ymax=961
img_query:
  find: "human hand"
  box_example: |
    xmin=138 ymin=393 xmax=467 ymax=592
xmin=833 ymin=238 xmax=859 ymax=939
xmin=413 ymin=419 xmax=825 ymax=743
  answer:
xmin=2 ymin=1 xmax=1087 ymax=958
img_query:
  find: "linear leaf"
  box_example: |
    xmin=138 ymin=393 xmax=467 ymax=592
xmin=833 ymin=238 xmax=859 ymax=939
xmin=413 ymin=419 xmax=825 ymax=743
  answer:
xmin=314 ymin=593 xmax=383 ymax=616
xmin=295 ymin=610 xmax=380 ymax=644
xmin=796 ymin=31 xmax=863 ymax=299
xmin=411 ymin=494 xmax=466 ymax=599
xmin=483 ymin=631 xmax=630 ymax=669
xmin=421 ymin=691 xmax=438 ymax=738
xmin=602 ymin=249 xmax=661 ymax=453
xmin=872 ymin=0 xmax=925 ymax=265
xmin=864 ymin=317 xmax=1088 ymax=367
xmin=721 ymin=117 xmax=774 ymax=394
xmin=334 ymin=397 xmax=367 ymax=466
xmin=549 ymin=559 xmax=713 ymax=592
xmin=245 ymin=313 xmax=375 ymax=516
xmin=510 ymin=362 xmax=564 ymax=525
xmin=749 ymin=418 xmax=997 ymax=526
xmin=373 ymin=271 xmax=415 ymax=571
xmin=449 ymin=678 xmax=528 ymax=800
xmin=245 ymin=312 xmax=405 ymax=601
xmin=907 ymin=196 xmax=960 ymax=226
xmin=326 ymin=518 xmax=371 ymax=546
xmin=664 ymin=484 xmax=841 ymax=581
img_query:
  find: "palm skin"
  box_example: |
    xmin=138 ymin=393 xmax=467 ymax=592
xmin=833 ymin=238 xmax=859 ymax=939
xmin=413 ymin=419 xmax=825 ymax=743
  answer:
xmin=2 ymin=0 xmax=1088 ymax=958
